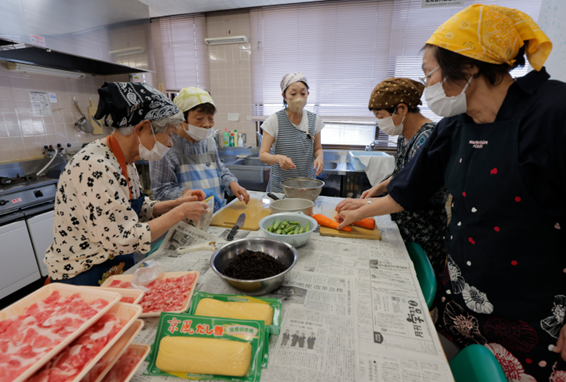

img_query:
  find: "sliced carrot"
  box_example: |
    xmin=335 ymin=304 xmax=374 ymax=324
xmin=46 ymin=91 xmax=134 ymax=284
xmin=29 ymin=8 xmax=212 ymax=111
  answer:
xmin=352 ymin=218 xmax=375 ymax=230
xmin=312 ymin=214 xmax=352 ymax=232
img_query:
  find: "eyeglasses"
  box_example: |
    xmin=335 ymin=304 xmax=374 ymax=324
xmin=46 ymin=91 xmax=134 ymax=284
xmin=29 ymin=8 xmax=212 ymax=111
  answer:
xmin=419 ymin=66 xmax=440 ymax=86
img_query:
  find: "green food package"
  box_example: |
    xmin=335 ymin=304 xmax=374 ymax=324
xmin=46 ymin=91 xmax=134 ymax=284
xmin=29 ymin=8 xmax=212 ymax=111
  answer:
xmin=145 ymin=313 xmax=264 ymax=382
xmin=188 ymin=292 xmax=282 ymax=335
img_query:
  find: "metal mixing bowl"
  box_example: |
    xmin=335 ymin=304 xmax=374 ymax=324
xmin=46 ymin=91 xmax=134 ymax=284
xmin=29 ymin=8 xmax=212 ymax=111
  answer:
xmin=210 ymin=238 xmax=298 ymax=296
xmin=270 ymin=198 xmax=314 ymax=216
xmin=280 ymin=178 xmax=325 ymax=201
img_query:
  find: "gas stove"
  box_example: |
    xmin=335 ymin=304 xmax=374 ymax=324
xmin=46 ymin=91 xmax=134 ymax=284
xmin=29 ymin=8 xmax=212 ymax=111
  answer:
xmin=0 ymin=177 xmax=58 ymax=218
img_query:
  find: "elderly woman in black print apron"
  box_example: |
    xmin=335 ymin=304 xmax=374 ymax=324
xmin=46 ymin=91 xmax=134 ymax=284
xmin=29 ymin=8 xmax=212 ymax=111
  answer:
xmin=259 ymin=73 xmax=325 ymax=193
xmin=335 ymin=5 xmax=566 ymax=381
xmin=44 ymin=82 xmax=208 ymax=286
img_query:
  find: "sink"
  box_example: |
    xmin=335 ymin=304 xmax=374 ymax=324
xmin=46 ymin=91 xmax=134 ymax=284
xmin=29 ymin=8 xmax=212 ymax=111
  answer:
xmin=323 ymin=162 xmax=338 ymax=170
xmin=232 ymin=158 xmax=267 ymax=166
xmin=225 ymin=158 xmax=270 ymax=192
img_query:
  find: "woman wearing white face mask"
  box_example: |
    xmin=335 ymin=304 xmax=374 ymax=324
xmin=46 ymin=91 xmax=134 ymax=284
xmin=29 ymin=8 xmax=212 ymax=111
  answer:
xmin=335 ymin=6 xmax=566 ymax=380
xmin=150 ymin=87 xmax=249 ymax=210
xmin=45 ymin=82 xmax=208 ymax=286
xmin=259 ymin=72 xmax=325 ymax=193
xmin=363 ymin=78 xmax=447 ymax=276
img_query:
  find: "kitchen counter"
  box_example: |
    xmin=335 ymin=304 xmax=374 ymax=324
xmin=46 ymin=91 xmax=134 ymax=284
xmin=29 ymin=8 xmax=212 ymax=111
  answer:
xmin=125 ymin=191 xmax=454 ymax=382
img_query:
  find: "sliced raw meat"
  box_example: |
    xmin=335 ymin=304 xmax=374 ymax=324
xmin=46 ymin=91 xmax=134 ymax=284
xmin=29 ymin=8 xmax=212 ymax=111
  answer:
xmin=100 ymin=347 xmax=143 ymax=382
xmin=0 ymin=292 xmax=109 ymax=382
xmin=109 ymin=274 xmax=196 ymax=314
xmin=27 ymin=313 xmax=123 ymax=382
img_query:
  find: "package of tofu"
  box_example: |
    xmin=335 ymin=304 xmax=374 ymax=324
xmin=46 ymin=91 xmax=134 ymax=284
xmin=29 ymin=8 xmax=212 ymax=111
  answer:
xmin=188 ymin=292 xmax=282 ymax=335
xmin=145 ymin=313 xmax=264 ymax=381
xmin=185 ymin=196 xmax=215 ymax=231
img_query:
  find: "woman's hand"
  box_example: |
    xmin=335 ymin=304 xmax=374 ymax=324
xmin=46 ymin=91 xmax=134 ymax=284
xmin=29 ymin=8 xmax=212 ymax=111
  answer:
xmin=313 ymin=156 xmax=324 ymax=176
xmin=336 ymin=198 xmax=367 ymax=213
xmin=230 ymin=182 xmax=250 ymax=204
xmin=182 ymin=188 xmax=206 ymax=201
xmin=553 ymin=324 xmax=566 ymax=361
xmin=335 ymin=209 xmax=361 ymax=231
xmin=278 ymin=155 xmax=297 ymax=170
xmin=175 ymin=201 xmax=209 ymax=221
xmin=361 ymin=185 xmax=380 ymax=199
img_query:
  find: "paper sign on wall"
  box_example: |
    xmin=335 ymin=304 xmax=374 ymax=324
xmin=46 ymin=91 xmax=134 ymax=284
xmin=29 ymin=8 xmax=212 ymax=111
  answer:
xmin=422 ymin=0 xmax=464 ymax=8
xmin=30 ymin=34 xmax=46 ymax=47
xmin=49 ymin=92 xmax=58 ymax=103
xmin=29 ymin=91 xmax=51 ymax=116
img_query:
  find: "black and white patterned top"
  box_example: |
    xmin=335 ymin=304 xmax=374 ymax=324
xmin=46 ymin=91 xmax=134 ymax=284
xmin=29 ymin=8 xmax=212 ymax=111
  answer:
xmin=44 ymin=140 xmax=156 ymax=280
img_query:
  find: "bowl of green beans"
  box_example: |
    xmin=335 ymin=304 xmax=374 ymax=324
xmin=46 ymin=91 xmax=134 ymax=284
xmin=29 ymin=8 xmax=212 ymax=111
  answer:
xmin=258 ymin=212 xmax=318 ymax=248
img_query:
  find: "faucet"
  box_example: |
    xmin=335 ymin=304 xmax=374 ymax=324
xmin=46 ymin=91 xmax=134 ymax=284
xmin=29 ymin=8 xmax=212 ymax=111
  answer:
xmin=256 ymin=131 xmax=262 ymax=147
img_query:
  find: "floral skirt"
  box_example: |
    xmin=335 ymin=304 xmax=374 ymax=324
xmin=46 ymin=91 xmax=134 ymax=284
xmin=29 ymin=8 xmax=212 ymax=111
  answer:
xmin=435 ymin=266 xmax=566 ymax=382
xmin=392 ymin=206 xmax=448 ymax=277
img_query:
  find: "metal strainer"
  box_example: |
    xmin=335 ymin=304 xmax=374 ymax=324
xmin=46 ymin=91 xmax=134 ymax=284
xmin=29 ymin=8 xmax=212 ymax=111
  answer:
xmin=280 ymin=177 xmax=325 ymax=201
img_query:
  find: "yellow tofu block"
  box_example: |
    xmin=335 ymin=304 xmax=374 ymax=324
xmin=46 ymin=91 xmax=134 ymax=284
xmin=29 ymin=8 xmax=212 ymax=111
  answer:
xmin=195 ymin=299 xmax=273 ymax=325
xmin=156 ymin=336 xmax=251 ymax=377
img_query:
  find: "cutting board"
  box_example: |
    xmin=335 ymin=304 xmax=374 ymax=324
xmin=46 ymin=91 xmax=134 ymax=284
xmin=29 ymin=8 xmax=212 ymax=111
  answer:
xmin=210 ymin=198 xmax=271 ymax=231
xmin=318 ymin=200 xmax=381 ymax=240
xmin=88 ymin=98 xmax=104 ymax=135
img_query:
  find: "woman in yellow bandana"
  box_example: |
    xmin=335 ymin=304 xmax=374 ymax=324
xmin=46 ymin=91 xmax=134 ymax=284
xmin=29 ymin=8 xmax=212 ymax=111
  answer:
xmin=335 ymin=5 xmax=566 ymax=381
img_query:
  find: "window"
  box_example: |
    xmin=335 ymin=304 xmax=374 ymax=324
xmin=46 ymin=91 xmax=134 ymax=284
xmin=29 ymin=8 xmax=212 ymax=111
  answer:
xmin=388 ymin=0 xmax=543 ymax=123
xmin=153 ymin=14 xmax=209 ymax=92
xmin=250 ymin=0 xmax=394 ymax=145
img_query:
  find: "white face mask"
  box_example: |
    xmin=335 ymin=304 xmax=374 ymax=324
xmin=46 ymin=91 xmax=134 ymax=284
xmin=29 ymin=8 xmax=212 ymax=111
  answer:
xmin=425 ymin=76 xmax=473 ymax=117
xmin=377 ymin=108 xmax=405 ymax=136
xmin=184 ymin=123 xmax=212 ymax=141
xmin=138 ymin=124 xmax=170 ymax=161
xmin=287 ymin=97 xmax=307 ymax=113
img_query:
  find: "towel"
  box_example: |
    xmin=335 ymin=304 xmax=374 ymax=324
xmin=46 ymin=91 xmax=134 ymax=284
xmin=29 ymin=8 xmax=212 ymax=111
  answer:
xmin=358 ymin=155 xmax=395 ymax=187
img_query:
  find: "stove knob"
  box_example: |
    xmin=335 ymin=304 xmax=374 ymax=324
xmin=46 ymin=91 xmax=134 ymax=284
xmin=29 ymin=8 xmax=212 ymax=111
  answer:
xmin=34 ymin=190 xmax=44 ymax=197
xmin=0 ymin=200 xmax=8 ymax=206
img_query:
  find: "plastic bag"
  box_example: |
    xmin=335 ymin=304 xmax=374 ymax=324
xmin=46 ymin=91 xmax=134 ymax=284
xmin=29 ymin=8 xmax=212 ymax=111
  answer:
xmin=130 ymin=260 xmax=165 ymax=293
xmin=185 ymin=196 xmax=215 ymax=231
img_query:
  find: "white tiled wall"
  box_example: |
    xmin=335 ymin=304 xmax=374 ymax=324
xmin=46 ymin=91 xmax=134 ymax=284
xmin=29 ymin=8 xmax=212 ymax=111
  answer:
xmin=206 ymin=10 xmax=256 ymax=147
xmin=0 ymin=64 xmax=113 ymax=163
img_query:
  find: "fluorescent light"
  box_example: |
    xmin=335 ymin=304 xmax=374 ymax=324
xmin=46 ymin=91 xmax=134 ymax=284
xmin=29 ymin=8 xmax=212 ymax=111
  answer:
xmin=204 ymin=35 xmax=249 ymax=46
xmin=5 ymin=62 xmax=85 ymax=79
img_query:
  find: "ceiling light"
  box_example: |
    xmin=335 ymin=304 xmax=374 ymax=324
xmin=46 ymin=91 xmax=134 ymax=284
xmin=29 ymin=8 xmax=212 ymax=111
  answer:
xmin=5 ymin=62 xmax=85 ymax=79
xmin=204 ymin=35 xmax=249 ymax=46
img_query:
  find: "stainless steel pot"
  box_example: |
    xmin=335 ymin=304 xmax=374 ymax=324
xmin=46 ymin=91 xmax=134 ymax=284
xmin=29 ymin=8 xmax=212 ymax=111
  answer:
xmin=269 ymin=198 xmax=314 ymax=216
xmin=210 ymin=238 xmax=298 ymax=296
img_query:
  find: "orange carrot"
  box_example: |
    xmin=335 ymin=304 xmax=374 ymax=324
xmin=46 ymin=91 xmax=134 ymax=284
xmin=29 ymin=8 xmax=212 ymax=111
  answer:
xmin=312 ymin=214 xmax=352 ymax=232
xmin=353 ymin=218 xmax=375 ymax=230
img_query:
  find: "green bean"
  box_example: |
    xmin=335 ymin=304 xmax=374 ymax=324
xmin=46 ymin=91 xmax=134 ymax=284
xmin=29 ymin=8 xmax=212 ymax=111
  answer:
xmin=288 ymin=221 xmax=301 ymax=226
xmin=306 ymin=222 xmax=309 ymax=231
xmin=299 ymin=227 xmax=305 ymax=234
xmin=273 ymin=220 xmax=281 ymax=230
xmin=276 ymin=229 xmax=283 ymax=234
xmin=294 ymin=227 xmax=300 ymax=235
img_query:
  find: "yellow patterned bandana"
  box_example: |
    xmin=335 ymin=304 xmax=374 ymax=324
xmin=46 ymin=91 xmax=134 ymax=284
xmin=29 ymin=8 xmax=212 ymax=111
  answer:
xmin=173 ymin=87 xmax=215 ymax=113
xmin=426 ymin=4 xmax=552 ymax=71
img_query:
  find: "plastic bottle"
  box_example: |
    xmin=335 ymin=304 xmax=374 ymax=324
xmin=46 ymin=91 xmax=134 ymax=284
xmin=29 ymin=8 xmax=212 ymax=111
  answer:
xmin=229 ymin=133 xmax=235 ymax=147
xmin=234 ymin=130 xmax=238 ymax=147
xmin=238 ymin=136 xmax=244 ymax=147
xmin=223 ymin=129 xmax=229 ymax=146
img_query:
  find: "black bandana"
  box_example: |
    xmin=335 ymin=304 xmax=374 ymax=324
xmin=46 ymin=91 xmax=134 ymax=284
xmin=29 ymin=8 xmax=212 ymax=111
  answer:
xmin=94 ymin=82 xmax=180 ymax=128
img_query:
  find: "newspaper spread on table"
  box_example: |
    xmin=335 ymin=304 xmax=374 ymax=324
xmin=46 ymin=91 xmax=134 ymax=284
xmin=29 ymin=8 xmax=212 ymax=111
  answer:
xmin=127 ymin=193 xmax=454 ymax=382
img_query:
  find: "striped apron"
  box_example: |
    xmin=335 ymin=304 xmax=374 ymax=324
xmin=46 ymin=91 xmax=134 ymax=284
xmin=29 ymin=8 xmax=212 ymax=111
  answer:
xmin=266 ymin=109 xmax=316 ymax=193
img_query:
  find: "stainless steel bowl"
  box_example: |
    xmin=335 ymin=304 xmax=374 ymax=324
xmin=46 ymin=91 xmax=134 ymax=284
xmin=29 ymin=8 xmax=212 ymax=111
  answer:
xmin=280 ymin=178 xmax=325 ymax=201
xmin=210 ymin=238 xmax=298 ymax=296
xmin=270 ymin=198 xmax=314 ymax=216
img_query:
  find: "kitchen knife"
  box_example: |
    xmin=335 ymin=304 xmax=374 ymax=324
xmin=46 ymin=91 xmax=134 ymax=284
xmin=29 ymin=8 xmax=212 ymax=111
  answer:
xmin=227 ymin=213 xmax=246 ymax=241
xmin=267 ymin=193 xmax=279 ymax=200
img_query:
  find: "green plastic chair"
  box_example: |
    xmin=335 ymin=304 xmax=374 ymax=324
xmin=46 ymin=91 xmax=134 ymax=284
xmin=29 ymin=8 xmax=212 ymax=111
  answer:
xmin=405 ymin=242 xmax=437 ymax=309
xmin=450 ymin=344 xmax=507 ymax=382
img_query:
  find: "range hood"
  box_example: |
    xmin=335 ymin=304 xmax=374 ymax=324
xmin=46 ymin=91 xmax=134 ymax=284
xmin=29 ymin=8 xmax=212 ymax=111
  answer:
xmin=0 ymin=44 xmax=146 ymax=76
xmin=0 ymin=0 xmax=154 ymax=76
